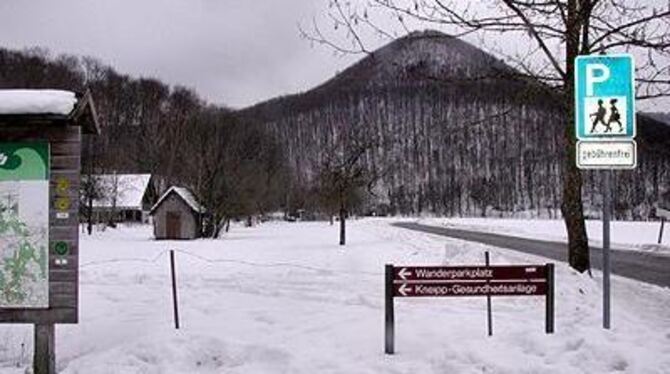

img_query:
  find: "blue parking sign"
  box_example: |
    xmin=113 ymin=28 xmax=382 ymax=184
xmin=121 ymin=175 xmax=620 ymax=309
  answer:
xmin=575 ymin=55 xmax=635 ymax=140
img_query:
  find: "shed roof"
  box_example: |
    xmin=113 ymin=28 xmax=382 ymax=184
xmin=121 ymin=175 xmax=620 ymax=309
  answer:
xmin=150 ymin=186 xmax=203 ymax=215
xmin=0 ymin=89 xmax=100 ymax=134
xmin=91 ymin=174 xmax=152 ymax=210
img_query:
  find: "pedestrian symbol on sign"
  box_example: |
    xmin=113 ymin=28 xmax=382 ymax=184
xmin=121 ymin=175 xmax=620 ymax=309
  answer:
xmin=587 ymin=97 xmax=625 ymax=134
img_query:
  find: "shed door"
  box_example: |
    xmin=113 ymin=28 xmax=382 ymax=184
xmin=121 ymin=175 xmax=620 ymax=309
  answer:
xmin=166 ymin=211 xmax=181 ymax=239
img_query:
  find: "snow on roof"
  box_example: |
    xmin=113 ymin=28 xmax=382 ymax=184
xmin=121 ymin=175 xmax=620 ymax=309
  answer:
xmin=150 ymin=186 xmax=203 ymax=214
xmin=0 ymin=89 xmax=78 ymax=115
xmin=92 ymin=174 xmax=152 ymax=210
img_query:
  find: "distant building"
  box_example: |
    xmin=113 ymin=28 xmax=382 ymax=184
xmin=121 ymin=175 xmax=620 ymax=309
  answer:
xmin=150 ymin=186 xmax=203 ymax=240
xmin=87 ymin=174 xmax=157 ymax=224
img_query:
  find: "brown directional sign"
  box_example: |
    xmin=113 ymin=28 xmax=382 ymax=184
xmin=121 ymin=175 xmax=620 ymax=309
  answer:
xmin=393 ymin=281 xmax=547 ymax=297
xmin=393 ymin=265 xmax=546 ymax=282
xmin=385 ymin=263 xmax=555 ymax=355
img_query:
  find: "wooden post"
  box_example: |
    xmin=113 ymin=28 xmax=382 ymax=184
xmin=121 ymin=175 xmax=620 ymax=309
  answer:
xmin=33 ymin=324 xmax=55 ymax=374
xmin=485 ymin=252 xmax=493 ymax=336
xmin=384 ymin=264 xmax=394 ymax=354
xmin=658 ymin=218 xmax=665 ymax=245
xmin=170 ymin=250 xmax=180 ymax=329
xmin=339 ymin=208 xmax=346 ymax=246
xmin=545 ymin=263 xmax=555 ymax=334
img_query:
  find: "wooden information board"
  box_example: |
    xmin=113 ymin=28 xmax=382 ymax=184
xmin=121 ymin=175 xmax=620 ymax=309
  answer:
xmin=0 ymin=91 xmax=99 ymax=374
xmin=0 ymin=124 xmax=82 ymax=323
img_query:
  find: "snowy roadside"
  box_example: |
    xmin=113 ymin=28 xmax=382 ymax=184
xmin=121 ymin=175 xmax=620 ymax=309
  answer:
xmin=0 ymin=219 xmax=667 ymax=373
xmin=418 ymin=217 xmax=670 ymax=255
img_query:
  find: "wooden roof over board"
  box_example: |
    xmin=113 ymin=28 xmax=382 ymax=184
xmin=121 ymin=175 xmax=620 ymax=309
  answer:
xmin=0 ymin=90 xmax=100 ymax=135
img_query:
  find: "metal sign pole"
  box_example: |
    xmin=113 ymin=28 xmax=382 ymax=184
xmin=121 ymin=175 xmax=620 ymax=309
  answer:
xmin=485 ymin=252 xmax=493 ymax=336
xmin=545 ymin=264 xmax=555 ymax=334
xmin=384 ymin=264 xmax=395 ymax=354
xmin=603 ymin=171 xmax=612 ymax=330
xmin=170 ymin=250 xmax=180 ymax=330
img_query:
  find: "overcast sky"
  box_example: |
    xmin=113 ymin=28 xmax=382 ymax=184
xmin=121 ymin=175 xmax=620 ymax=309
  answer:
xmin=0 ymin=0 xmax=372 ymax=109
xmin=0 ymin=1 xmax=667 ymax=110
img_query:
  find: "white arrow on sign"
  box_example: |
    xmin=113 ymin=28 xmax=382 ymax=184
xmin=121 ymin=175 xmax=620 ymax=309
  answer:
xmin=398 ymin=283 xmax=412 ymax=296
xmin=397 ymin=268 xmax=412 ymax=280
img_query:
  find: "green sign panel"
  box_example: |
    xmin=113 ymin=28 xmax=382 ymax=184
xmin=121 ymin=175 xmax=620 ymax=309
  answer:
xmin=0 ymin=143 xmax=49 ymax=308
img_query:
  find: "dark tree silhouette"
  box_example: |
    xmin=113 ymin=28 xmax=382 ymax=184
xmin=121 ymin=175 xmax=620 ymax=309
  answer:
xmin=314 ymin=124 xmax=382 ymax=245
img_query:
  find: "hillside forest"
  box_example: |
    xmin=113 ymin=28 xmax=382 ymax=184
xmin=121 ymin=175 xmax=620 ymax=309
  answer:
xmin=1 ymin=37 xmax=669 ymax=236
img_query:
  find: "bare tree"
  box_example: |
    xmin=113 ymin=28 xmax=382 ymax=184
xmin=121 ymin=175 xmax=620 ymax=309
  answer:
xmin=80 ymin=144 xmax=106 ymax=235
xmin=314 ymin=123 xmax=383 ymax=245
xmin=303 ymin=0 xmax=670 ymax=272
xmin=80 ymin=58 xmax=110 ymax=235
xmin=470 ymin=177 xmax=497 ymax=217
xmin=184 ymin=109 xmax=291 ymax=237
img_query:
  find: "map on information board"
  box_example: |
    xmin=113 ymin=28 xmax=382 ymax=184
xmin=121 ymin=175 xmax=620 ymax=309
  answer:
xmin=0 ymin=143 xmax=49 ymax=308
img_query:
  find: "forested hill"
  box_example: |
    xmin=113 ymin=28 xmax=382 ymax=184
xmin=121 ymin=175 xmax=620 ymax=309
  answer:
xmin=240 ymin=30 xmax=670 ymax=218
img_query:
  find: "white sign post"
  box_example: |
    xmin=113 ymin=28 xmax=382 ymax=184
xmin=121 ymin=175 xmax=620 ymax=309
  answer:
xmin=575 ymin=54 xmax=637 ymax=330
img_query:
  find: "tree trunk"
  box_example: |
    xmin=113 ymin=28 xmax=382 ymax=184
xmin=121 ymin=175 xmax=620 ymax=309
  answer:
xmin=339 ymin=208 xmax=346 ymax=246
xmin=562 ymin=0 xmax=590 ymax=273
xmin=561 ymin=159 xmax=590 ymax=273
xmin=86 ymin=195 xmax=93 ymax=235
xmin=212 ymin=215 xmax=223 ymax=238
xmin=108 ymin=175 xmax=118 ymax=228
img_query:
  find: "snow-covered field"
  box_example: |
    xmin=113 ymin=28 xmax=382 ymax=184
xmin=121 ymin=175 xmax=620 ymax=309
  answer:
xmin=420 ymin=217 xmax=670 ymax=254
xmin=0 ymin=219 xmax=669 ymax=373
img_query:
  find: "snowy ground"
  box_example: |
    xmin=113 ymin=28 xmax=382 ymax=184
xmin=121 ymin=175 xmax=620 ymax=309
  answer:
xmin=419 ymin=217 xmax=670 ymax=254
xmin=0 ymin=219 xmax=668 ymax=373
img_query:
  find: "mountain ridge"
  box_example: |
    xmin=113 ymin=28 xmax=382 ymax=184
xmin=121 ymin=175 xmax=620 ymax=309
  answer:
xmin=240 ymin=29 xmax=528 ymax=120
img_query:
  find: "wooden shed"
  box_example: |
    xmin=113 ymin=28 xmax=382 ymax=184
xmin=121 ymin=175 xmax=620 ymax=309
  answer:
xmin=150 ymin=186 xmax=203 ymax=240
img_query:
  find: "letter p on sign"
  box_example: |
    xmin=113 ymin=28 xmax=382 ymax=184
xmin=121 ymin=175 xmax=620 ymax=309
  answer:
xmin=585 ymin=64 xmax=610 ymax=96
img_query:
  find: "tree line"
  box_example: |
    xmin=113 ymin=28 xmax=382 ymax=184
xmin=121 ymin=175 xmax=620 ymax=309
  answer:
xmin=2 ymin=42 xmax=669 ymax=247
xmin=0 ymin=47 xmax=291 ymax=236
xmin=243 ymin=67 xmax=670 ymax=221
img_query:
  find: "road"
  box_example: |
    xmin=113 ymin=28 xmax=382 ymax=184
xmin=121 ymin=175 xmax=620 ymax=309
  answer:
xmin=392 ymin=222 xmax=670 ymax=288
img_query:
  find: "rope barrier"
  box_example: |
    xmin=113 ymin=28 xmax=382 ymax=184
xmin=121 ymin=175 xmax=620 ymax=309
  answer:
xmin=79 ymin=250 xmax=168 ymax=268
xmin=79 ymin=248 xmax=383 ymax=277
